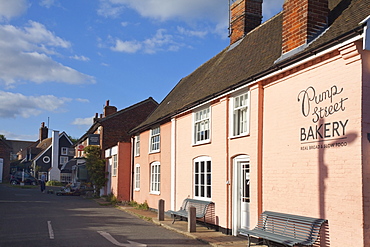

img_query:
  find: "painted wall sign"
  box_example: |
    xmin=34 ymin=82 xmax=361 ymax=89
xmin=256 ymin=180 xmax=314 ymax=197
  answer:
xmin=88 ymin=134 xmax=100 ymax=146
xmin=298 ymin=85 xmax=349 ymax=150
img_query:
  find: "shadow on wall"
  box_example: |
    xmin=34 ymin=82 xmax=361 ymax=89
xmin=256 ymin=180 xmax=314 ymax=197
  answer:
xmin=318 ymin=114 xmax=358 ymax=247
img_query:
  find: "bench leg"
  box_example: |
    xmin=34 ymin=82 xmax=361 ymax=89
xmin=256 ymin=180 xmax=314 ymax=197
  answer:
xmin=247 ymin=235 xmax=251 ymax=247
xmin=172 ymin=215 xmax=176 ymax=224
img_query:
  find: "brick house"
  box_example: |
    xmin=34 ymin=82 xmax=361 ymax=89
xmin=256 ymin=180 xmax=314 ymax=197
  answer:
xmin=75 ymin=98 xmax=158 ymax=200
xmin=129 ymin=0 xmax=370 ymax=246
xmin=0 ymin=139 xmax=35 ymax=182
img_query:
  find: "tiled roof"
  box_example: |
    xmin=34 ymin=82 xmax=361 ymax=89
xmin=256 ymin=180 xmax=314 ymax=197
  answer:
xmin=131 ymin=0 xmax=369 ymax=133
xmin=77 ymin=97 xmax=158 ymax=144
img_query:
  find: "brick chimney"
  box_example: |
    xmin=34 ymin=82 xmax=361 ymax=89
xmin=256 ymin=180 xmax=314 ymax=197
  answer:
xmin=282 ymin=0 xmax=329 ymax=54
xmin=103 ymin=100 xmax=117 ymax=117
xmin=39 ymin=122 xmax=48 ymax=141
xmin=229 ymin=0 xmax=262 ymax=45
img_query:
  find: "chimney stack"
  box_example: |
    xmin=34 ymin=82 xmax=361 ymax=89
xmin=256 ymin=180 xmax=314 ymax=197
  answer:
xmin=282 ymin=0 xmax=329 ymax=54
xmin=39 ymin=122 xmax=48 ymax=141
xmin=229 ymin=0 xmax=262 ymax=45
xmin=103 ymin=100 xmax=117 ymax=117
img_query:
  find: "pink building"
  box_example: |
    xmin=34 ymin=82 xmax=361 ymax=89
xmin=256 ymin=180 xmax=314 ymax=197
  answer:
xmin=130 ymin=0 xmax=370 ymax=246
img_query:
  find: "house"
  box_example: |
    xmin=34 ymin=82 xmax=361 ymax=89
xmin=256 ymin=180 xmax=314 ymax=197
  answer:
xmin=129 ymin=0 xmax=370 ymax=246
xmin=30 ymin=129 xmax=74 ymax=182
xmin=74 ymin=98 xmax=158 ymax=201
xmin=0 ymin=139 xmax=35 ymax=182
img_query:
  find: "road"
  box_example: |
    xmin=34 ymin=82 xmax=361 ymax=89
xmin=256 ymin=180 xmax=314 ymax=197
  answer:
xmin=0 ymin=184 xmax=208 ymax=247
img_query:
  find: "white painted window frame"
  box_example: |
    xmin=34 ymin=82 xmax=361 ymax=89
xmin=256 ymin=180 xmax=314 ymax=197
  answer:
xmin=193 ymin=106 xmax=211 ymax=145
xmin=135 ymin=164 xmax=140 ymax=191
xmin=193 ymin=156 xmax=212 ymax=200
xmin=150 ymin=161 xmax=160 ymax=195
xmin=112 ymin=154 xmax=118 ymax=177
xmin=61 ymin=147 xmax=68 ymax=155
xmin=134 ymin=135 xmax=140 ymax=156
xmin=60 ymin=156 xmax=68 ymax=165
xmin=230 ymin=90 xmax=250 ymax=138
xmin=149 ymin=127 xmax=160 ymax=153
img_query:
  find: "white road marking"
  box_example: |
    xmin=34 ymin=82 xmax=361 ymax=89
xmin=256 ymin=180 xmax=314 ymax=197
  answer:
xmin=97 ymin=231 xmax=146 ymax=247
xmin=47 ymin=221 xmax=54 ymax=239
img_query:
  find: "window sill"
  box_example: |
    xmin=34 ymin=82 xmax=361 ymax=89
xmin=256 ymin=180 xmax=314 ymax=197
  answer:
xmin=149 ymin=150 xmax=160 ymax=154
xmin=193 ymin=197 xmax=212 ymax=201
xmin=150 ymin=191 xmax=160 ymax=195
xmin=229 ymin=133 xmax=250 ymax=140
xmin=192 ymin=140 xmax=211 ymax=146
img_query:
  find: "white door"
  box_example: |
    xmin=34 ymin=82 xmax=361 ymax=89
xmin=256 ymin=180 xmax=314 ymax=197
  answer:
xmin=240 ymin=161 xmax=250 ymax=229
xmin=232 ymin=155 xmax=250 ymax=235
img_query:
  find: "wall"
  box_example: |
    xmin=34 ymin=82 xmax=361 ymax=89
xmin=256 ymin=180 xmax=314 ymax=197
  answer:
xmin=117 ymin=142 xmax=131 ymax=201
xmin=262 ymin=42 xmax=364 ymax=246
xmin=132 ymin=122 xmax=172 ymax=210
xmin=360 ymin=42 xmax=370 ymax=246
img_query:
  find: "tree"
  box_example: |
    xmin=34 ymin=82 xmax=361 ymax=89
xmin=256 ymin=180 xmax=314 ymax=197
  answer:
xmin=68 ymin=135 xmax=78 ymax=144
xmin=84 ymin=145 xmax=108 ymax=197
xmin=0 ymin=134 xmax=6 ymax=140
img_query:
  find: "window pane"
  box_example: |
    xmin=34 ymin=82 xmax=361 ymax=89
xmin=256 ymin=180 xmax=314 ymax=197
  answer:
xmin=207 ymin=186 xmax=211 ymax=198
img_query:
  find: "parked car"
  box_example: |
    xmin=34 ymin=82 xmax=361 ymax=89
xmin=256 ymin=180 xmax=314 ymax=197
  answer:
xmin=10 ymin=171 xmax=38 ymax=185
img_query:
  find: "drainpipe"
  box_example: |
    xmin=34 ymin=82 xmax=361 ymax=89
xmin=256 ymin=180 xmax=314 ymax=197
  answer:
xmin=170 ymin=118 xmax=176 ymax=210
xmin=225 ymin=96 xmax=231 ymax=233
xmin=130 ymin=136 xmax=135 ymax=201
xmin=257 ymin=83 xmax=264 ymax=216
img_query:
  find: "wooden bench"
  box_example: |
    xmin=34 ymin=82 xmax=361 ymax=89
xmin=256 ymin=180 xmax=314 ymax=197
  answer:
xmin=167 ymin=198 xmax=212 ymax=225
xmin=238 ymin=211 xmax=327 ymax=247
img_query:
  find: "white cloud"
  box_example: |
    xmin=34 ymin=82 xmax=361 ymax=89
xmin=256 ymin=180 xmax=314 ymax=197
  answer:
xmin=111 ymin=29 xmax=180 ymax=54
xmin=75 ymin=98 xmax=90 ymax=103
xmin=0 ymin=21 xmax=95 ymax=87
xmin=98 ymin=0 xmax=285 ymax=39
xmin=72 ymin=117 xmax=93 ymax=126
xmin=70 ymin=55 xmax=90 ymax=61
xmin=0 ymin=129 xmax=37 ymax=141
xmin=0 ymin=91 xmax=71 ymax=118
xmin=39 ymin=0 xmax=59 ymax=8
xmin=97 ymin=0 xmax=125 ymax=18
xmin=111 ymin=40 xmax=142 ymax=53
xmin=99 ymin=0 xmax=227 ymax=23
xmin=177 ymin=26 xmax=207 ymax=38
xmin=0 ymin=0 xmax=28 ymax=22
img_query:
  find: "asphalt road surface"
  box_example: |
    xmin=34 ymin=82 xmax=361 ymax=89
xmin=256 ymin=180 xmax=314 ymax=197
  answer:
xmin=0 ymin=184 xmax=208 ymax=247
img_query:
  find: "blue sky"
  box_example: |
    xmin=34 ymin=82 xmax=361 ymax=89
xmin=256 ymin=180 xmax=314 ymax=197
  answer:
xmin=0 ymin=0 xmax=284 ymax=141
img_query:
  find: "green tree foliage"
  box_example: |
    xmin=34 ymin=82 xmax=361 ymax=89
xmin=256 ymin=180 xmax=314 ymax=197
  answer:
xmin=84 ymin=146 xmax=108 ymax=197
xmin=68 ymin=135 xmax=78 ymax=144
xmin=0 ymin=134 xmax=6 ymax=140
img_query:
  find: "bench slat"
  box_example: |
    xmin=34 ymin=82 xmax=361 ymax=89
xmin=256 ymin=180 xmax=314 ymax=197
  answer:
xmin=238 ymin=211 xmax=327 ymax=247
xmin=167 ymin=198 xmax=213 ymax=226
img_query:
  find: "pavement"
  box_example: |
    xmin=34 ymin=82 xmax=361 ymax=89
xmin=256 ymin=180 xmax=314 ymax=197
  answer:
xmin=94 ymin=198 xmax=267 ymax=247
